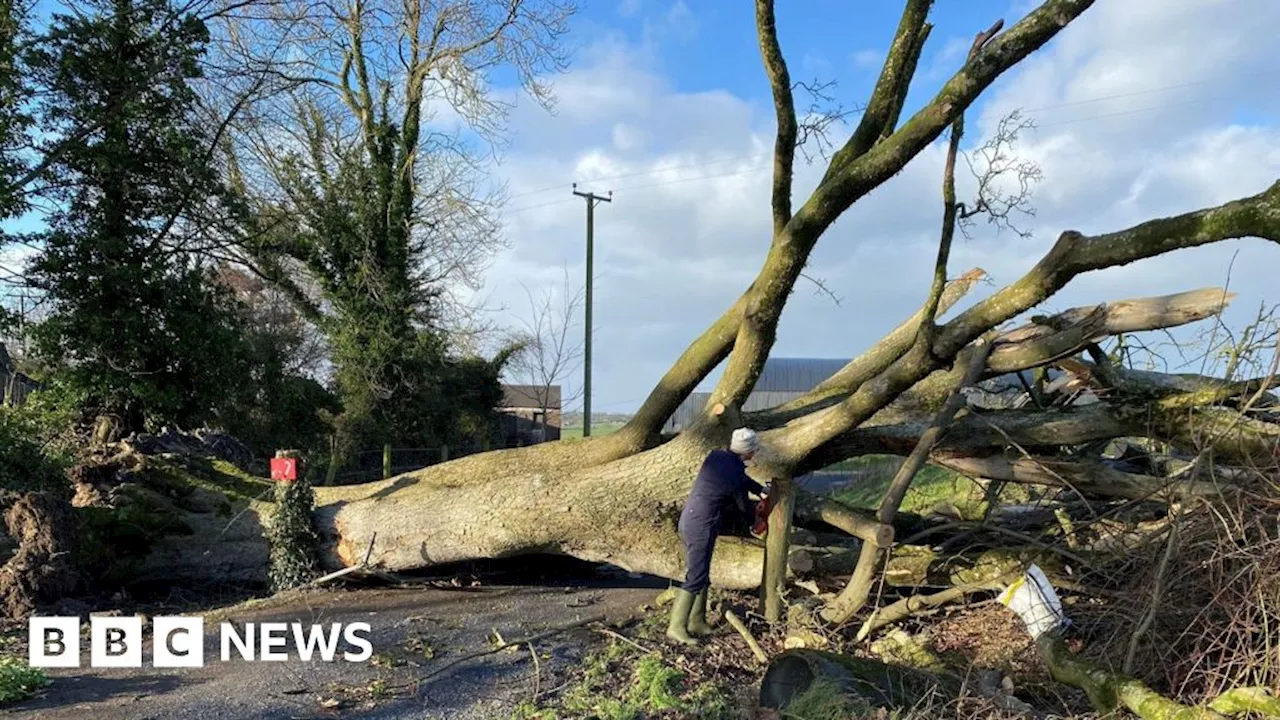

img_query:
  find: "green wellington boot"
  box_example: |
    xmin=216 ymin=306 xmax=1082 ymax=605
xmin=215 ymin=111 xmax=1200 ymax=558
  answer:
xmin=688 ymin=590 xmax=714 ymax=636
xmin=665 ymin=589 xmax=699 ymax=646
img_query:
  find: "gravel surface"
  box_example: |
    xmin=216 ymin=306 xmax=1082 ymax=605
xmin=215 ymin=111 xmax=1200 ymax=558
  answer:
xmin=8 ymin=583 xmax=658 ymax=720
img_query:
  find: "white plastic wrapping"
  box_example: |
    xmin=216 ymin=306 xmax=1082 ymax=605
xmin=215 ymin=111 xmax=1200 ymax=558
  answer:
xmin=998 ymin=564 xmax=1066 ymax=639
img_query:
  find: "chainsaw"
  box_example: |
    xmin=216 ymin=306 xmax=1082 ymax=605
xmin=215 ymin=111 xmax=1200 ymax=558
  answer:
xmin=751 ymin=486 xmax=778 ymax=537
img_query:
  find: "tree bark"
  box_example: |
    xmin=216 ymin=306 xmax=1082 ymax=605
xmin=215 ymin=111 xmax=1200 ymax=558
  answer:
xmin=933 ymin=454 xmax=1229 ymax=501
xmin=1037 ymin=633 xmax=1225 ymax=720
xmin=822 ymin=342 xmax=993 ymax=624
xmin=759 ymin=648 xmax=958 ymax=711
xmin=761 ymin=474 xmax=795 ymax=621
xmin=310 ymin=434 xmax=771 ymax=587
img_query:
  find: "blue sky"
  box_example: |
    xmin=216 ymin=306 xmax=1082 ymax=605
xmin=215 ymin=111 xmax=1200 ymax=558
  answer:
xmin=4 ymin=0 xmax=1279 ymax=418
xmin=569 ymin=0 xmax=1002 ymax=103
xmin=479 ymin=0 xmax=1280 ymax=414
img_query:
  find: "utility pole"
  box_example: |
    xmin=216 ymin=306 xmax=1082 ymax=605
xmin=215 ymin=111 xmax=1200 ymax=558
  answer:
xmin=572 ymin=184 xmax=611 ymax=437
xmin=17 ymin=290 xmax=26 ymax=356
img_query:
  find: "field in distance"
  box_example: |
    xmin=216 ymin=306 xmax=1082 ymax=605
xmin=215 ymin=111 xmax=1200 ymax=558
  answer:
xmin=559 ymin=420 xmax=626 ymax=439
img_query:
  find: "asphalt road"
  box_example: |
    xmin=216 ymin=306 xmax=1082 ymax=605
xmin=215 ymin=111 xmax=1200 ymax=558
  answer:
xmin=8 ymin=582 xmax=657 ymax=720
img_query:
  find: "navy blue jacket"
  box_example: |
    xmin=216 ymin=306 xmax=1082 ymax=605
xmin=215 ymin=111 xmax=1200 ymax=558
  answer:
xmin=679 ymin=449 xmax=766 ymax=537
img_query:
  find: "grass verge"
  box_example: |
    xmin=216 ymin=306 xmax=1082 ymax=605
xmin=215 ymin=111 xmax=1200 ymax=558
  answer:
xmin=559 ymin=422 xmax=627 ymax=440
xmin=504 ymin=640 xmax=741 ymax=720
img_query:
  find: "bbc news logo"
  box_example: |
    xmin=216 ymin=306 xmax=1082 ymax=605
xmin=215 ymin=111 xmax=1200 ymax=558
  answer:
xmin=29 ymin=616 xmax=374 ymax=668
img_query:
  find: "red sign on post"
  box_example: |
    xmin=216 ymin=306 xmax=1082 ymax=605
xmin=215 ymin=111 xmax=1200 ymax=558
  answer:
xmin=270 ymin=456 xmax=298 ymax=483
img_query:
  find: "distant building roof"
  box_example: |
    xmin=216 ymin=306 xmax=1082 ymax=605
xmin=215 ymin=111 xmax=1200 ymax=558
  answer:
xmin=662 ymin=356 xmax=1066 ymax=432
xmin=754 ymin=357 xmax=848 ymax=393
xmin=0 ymin=342 xmax=41 ymax=406
xmin=502 ymin=384 xmax=561 ymax=409
xmin=664 ymin=357 xmax=847 ymax=431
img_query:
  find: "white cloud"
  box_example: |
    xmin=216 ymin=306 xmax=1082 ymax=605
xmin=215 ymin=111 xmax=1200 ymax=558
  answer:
xmin=482 ymin=1 xmax=1280 ymax=411
xmin=617 ymin=0 xmax=642 ymax=18
xmin=610 ymin=123 xmax=649 ymax=152
xmin=851 ymin=48 xmax=883 ymax=71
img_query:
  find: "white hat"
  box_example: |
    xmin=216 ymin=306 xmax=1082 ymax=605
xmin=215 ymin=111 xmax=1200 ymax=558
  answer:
xmin=730 ymin=427 xmax=760 ymax=455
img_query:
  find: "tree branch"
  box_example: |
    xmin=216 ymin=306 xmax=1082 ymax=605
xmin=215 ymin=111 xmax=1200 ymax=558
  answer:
xmin=824 ymin=0 xmax=934 ymax=180
xmin=754 ymin=268 xmax=987 ymax=426
xmin=934 ymin=454 xmax=1227 ymax=502
xmin=876 ymin=22 xmax=933 ymax=145
xmin=986 ymin=287 xmax=1236 ymax=375
xmin=821 ymin=339 xmax=993 ymax=623
xmin=798 ymin=0 xmax=1094 ymax=246
xmin=621 ymin=295 xmax=746 ymax=445
xmin=756 ymin=0 xmax=796 ymax=236
xmin=939 ymin=181 xmax=1280 ymax=360
xmin=783 ymin=182 xmax=1280 ymax=465
xmin=701 ymin=1 xmax=1094 ymax=422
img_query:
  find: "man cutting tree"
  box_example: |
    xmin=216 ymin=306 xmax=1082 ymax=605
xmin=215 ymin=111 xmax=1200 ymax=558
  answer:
xmin=666 ymin=427 xmax=774 ymax=646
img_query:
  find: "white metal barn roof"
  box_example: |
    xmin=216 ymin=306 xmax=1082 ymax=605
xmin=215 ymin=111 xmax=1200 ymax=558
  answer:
xmin=663 ymin=357 xmax=849 ymax=432
xmin=660 ymin=358 xmax=1072 ymax=432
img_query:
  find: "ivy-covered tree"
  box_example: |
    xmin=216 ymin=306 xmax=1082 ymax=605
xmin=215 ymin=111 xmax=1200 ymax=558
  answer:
xmin=220 ymin=0 xmax=571 ymax=458
xmin=24 ymin=0 xmax=251 ymax=437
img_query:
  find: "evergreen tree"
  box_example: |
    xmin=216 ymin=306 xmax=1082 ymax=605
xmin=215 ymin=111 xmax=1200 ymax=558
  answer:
xmin=25 ymin=0 xmax=250 ymax=435
xmin=0 ymin=0 xmax=32 ymax=234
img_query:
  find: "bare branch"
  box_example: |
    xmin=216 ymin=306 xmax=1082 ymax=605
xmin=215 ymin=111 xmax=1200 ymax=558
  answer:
xmin=799 ymin=271 xmax=842 ymax=306
xmin=508 ymin=267 xmax=585 ymax=430
xmin=958 ymin=109 xmax=1042 ymax=238
xmin=792 ymin=78 xmax=855 ymax=164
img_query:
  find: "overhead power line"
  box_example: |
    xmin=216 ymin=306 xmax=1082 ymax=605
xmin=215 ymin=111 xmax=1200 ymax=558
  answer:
xmin=499 ymin=78 xmax=1244 ymax=208
xmin=503 ymin=90 xmax=1232 ymax=217
xmin=1020 ymin=79 xmax=1213 ymax=114
xmin=504 ymin=152 xmax=772 ymax=201
xmin=1031 ymin=98 xmax=1212 ymax=128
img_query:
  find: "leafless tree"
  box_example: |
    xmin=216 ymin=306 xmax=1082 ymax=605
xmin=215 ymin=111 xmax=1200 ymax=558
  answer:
xmin=508 ymin=268 xmax=584 ymax=440
xmin=205 ymin=0 xmax=575 ymax=342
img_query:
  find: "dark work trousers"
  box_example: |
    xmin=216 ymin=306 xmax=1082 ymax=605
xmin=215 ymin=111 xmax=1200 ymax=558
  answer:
xmin=675 ymin=448 xmax=762 ymax=594
xmin=676 ymin=449 xmax=765 ymax=594
xmin=677 ymin=509 xmax=718 ymax=595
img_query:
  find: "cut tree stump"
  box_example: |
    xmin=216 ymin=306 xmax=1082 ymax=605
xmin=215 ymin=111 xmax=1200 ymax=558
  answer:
xmin=759 ymin=649 xmax=957 ymax=711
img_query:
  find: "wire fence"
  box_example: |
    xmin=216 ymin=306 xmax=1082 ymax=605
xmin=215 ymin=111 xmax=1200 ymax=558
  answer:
xmin=325 ymin=443 xmax=491 ymax=484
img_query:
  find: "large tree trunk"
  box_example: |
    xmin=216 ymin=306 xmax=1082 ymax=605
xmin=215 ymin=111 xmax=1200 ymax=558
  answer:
xmin=66 ymin=282 xmax=1264 ymax=600
xmin=15 ymin=4 xmax=1280 ymax=645
xmin=311 ymin=431 xmax=772 ymax=588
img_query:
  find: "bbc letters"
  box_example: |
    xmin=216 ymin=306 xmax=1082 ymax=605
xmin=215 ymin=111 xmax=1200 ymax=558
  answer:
xmin=29 ymin=616 xmax=374 ymax=668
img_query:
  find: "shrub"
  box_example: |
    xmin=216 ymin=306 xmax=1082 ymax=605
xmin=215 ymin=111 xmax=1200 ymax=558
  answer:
xmin=0 ymin=656 xmax=49 ymax=705
xmin=0 ymin=405 xmax=68 ymax=496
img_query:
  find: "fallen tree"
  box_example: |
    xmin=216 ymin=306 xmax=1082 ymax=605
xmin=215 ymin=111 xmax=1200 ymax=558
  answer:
xmin=288 ymin=0 xmax=1280 ymax=604
xmin=5 ymin=1 xmax=1280 ymax=653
